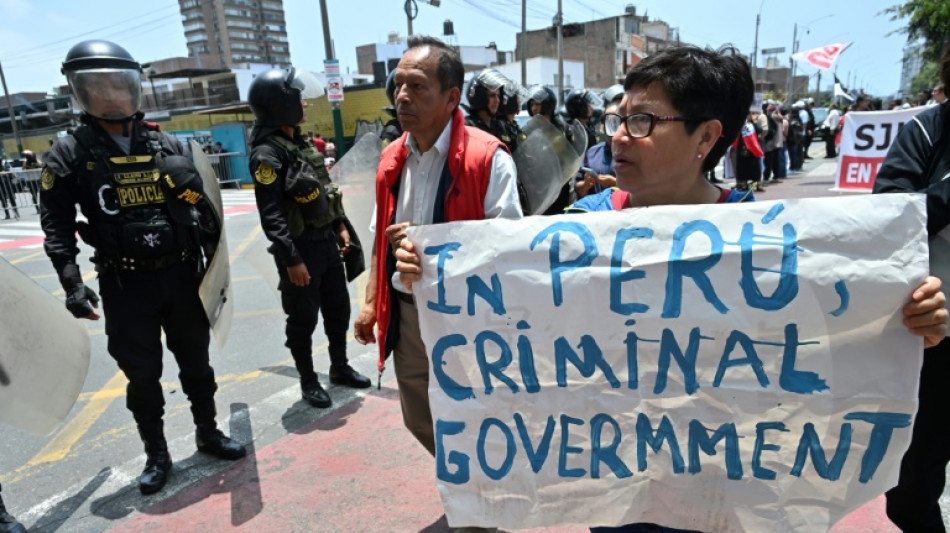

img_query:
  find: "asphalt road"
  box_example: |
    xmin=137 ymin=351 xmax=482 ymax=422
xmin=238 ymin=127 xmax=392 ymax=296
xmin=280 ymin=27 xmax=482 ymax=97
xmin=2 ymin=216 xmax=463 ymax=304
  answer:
xmin=0 ymin=143 xmax=946 ymax=532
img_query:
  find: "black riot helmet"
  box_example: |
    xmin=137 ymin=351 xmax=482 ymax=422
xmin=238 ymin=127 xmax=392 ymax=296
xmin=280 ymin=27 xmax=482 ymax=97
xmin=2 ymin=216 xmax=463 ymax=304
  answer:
xmin=602 ymin=84 xmax=624 ymax=105
xmin=498 ymin=80 xmax=528 ymax=117
xmin=249 ymin=67 xmax=325 ymax=127
xmin=565 ymin=88 xmax=604 ymax=120
xmin=61 ymin=40 xmax=142 ymax=122
xmin=383 ymin=69 xmax=397 ymax=117
xmin=465 ymin=69 xmax=508 ymax=114
xmin=526 ymin=85 xmax=557 ymax=117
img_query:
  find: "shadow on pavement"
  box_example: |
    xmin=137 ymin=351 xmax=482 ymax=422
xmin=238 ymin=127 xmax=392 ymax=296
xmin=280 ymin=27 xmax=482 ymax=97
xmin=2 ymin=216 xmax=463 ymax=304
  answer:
xmin=90 ymin=403 xmax=263 ymax=527
xmin=31 ymin=467 xmax=111 ymax=533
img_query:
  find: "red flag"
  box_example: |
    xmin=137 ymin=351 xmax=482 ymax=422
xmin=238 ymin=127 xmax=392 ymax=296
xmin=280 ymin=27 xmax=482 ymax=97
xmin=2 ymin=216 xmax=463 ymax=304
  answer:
xmin=792 ymin=42 xmax=852 ymax=70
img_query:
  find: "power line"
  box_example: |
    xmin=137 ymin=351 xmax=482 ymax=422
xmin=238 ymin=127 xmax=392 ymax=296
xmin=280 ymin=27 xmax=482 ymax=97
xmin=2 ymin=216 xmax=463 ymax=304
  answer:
xmin=3 ymin=5 xmax=179 ymax=58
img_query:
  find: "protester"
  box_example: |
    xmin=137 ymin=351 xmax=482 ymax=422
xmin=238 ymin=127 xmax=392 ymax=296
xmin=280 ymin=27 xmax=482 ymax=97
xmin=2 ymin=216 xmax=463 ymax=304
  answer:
xmin=762 ymin=103 xmax=782 ymax=182
xmin=934 ymin=84 xmax=946 ymax=105
xmin=734 ymin=111 xmax=765 ymax=192
xmin=312 ymin=132 xmax=326 ymax=154
xmin=576 ymin=101 xmax=619 ymax=198
xmin=873 ymin=42 xmax=950 ymax=533
xmin=563 ymin=44 xmax=945 ymax=533
xmin=822 ymin=104 xmax=841 ymax=158
xmin=353 ymin=35 xmax=522 ymax=533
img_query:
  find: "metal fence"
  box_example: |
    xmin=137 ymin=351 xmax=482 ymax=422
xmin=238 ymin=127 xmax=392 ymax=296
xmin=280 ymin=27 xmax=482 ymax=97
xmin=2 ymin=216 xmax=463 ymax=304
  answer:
xmin=207 ymin=152 xmax=247 ymax=188
xmin=0 ymin=169 xmax=41 ymax=219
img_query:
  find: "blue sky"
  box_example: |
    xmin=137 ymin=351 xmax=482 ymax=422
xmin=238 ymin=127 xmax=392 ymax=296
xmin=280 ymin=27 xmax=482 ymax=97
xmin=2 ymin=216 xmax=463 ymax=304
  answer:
xmin=0 ymin=0 xmax=912 ymax=97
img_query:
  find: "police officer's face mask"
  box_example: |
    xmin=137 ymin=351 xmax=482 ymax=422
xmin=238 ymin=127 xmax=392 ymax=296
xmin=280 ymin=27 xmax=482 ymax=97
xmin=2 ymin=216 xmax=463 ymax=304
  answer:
xmin=68 ymin=69 xmax=142 ymax=120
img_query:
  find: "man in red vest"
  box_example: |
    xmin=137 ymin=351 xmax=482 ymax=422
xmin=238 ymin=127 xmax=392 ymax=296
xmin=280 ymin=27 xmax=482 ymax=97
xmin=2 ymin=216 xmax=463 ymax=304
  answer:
xmin=353 ymin=35 xmax=522 ymax=530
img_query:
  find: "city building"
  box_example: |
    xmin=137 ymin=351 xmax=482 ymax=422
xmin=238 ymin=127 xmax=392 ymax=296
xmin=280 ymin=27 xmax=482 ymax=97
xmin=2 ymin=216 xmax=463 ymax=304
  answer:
xmin=516 ymin=4 xmax=680 ymax=90
xmin=900 ymin=43 xmax=925 ymax=97
xmin=178 ymin=0 xmax=291 ymax=69
xmin=356 ymin=30 xmax=514 ymax=83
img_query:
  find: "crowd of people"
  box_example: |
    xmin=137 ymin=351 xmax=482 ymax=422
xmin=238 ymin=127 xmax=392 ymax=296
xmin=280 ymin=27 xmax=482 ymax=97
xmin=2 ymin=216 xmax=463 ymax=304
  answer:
xmin=1 ymin=33 xmax=948 ymax=533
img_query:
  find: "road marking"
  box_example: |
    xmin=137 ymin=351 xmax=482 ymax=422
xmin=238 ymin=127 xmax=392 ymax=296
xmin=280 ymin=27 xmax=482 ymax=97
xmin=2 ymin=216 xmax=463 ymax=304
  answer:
xmin=24 ymin=371 xmax=128 ymax=467
xmin=10 ymin=249 xmax=45 ymax=265
xmin=229 ymin=224 xmax=261 ymax=261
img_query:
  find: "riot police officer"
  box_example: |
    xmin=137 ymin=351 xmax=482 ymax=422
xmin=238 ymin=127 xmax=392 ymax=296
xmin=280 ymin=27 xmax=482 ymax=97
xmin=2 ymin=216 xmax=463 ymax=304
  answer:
xmin=248 ymin=68 xmax=370 ymax=409
xmin=463 ymin=70 xmax=507 ymax=139
xmin=496 ymin=81 xmax=526 ymax=154
xmin=40 ymin=40 xmax=246 ymax=496
xmin=0 ymin=485 xmax=25 ymax=533
xmin=526 ymin=85 xmax=567 ymax=130
xmin=564 ymin=88 xmax=604 ymax=152
xmin=380 ymin=70 xmax=403 ymax=146
xmin=602 ymin=84 xmax=624 ymax=106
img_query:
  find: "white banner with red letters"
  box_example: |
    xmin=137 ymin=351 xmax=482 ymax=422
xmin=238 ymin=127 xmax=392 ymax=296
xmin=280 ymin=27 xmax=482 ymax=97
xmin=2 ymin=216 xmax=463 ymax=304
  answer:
xmin=833 ymin=107 xmax=923 ymax=192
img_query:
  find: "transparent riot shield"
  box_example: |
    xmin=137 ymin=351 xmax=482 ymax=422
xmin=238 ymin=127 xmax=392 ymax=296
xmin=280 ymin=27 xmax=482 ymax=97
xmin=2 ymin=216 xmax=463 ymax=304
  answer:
xmin=191 ymin=140 xmax=233 ymax=349
xmin=513 ymin=116 xmax=587 ymax=215
xmin=0 ymin=257 xmax=90 ymax=435
xmin=329 ymin=132 xmax=382 ymax=274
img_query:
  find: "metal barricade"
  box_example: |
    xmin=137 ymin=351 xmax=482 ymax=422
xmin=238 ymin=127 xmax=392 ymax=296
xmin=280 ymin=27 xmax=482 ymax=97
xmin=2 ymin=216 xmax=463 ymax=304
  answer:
xmin=207 ymin=152 xmax=244 ymax=188
xmin=0 ymin=169 xmax=41 ymax=218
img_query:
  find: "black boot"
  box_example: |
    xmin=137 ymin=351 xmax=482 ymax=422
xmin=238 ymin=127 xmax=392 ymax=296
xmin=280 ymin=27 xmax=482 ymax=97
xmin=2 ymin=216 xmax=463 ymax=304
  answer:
xmin=138 ymin=424 xmax=172 ymax=495
xmin=301 ymin=378 xmax=332 ymax=408
xmin=0 ymin=491 xmax=27 ymax=533
xmin=196 ymin=424 xmax=247 ymax=460
xmin=330 ymin=364 xmax=371 ymax=389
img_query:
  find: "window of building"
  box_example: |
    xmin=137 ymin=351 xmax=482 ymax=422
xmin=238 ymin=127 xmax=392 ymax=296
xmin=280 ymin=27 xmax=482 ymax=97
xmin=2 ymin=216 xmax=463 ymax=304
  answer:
xmin=184 ymin=22 xmax=205 ymax=33
xmin=224 ymin=8 xmax=253 ymax=17
xmin=262 ymin=1 xmax=282 ymax=10
xmin=262 ymin=13 xmax=283 ymax=21
xmin=187 ymin=34 xmax=209 ymax=44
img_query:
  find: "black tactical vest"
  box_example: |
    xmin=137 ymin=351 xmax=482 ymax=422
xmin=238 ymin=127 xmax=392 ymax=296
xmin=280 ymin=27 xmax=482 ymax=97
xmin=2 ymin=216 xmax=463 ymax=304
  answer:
xmin=72 ymin=126 xmax=187 ymax=261
xmin=267 ymin=135 xmax=344 ymax=237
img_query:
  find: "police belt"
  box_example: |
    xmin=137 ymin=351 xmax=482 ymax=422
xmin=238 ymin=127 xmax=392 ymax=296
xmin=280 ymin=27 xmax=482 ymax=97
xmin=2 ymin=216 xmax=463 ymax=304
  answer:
xmin=99 ymin=249 xmax=191 ymax=271
xmin=295 ymin=223 xmax=337 ymax=241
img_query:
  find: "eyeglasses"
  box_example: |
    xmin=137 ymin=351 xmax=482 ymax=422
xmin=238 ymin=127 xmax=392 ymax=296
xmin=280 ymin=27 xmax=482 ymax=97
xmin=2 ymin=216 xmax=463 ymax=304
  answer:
xmin=604 ymin=112 xmax=703 ymax=138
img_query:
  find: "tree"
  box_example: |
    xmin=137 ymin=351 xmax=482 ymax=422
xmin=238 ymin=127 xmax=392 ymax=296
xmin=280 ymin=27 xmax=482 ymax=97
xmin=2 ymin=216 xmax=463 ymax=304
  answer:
xmin=885 ymin=1 xmax=950 ymax=61
xmin=911 ymin=61 xmax=940 ymax=93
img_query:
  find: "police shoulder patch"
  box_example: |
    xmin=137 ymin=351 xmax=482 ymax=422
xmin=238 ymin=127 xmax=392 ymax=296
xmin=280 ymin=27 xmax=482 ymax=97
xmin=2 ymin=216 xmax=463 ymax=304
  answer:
xmin=41 ymin=167 xmax=56 ymax=191
xmin=254 ymin=163 xmax=277 ymax=185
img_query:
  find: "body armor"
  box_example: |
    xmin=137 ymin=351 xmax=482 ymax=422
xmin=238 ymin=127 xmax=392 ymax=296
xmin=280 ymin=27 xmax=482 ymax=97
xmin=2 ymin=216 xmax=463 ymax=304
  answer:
xmin=267 ymin=135 xmax=344 ymax=238
xmin=71 ymin=127 xmax=189 ymax=267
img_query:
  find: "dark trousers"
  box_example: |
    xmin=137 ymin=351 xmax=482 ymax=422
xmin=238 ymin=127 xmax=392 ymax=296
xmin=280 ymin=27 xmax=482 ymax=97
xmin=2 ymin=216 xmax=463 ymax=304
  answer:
xmin=824 ymin=131 xmax=837 ymax=158
xmin=886 ymin=337 xmax=950 ymax=532
xmin=763 ymin=149 xmax=780 ymax=180
xmin=276 ymin=236 xmax=350 ymax=383
xmin=99 ymin=259 xmax=218 ymax=428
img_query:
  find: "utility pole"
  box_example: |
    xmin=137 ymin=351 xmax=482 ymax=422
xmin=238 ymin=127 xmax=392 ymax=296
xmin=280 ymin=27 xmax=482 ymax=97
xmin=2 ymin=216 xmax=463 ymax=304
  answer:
xmin=0 ymin=58 xmax=24 ymax=156
xmin=556 ymin=0 xmax=563 ymax=106
xmin=406 ymin=0 xmax=414 ymax=37
xmin=318 ymin=0 xmax=345 ymax=157
xmin=752 ymin=13 xmax=760 ymax=88
xmin=815 ymin=70 xmax=821 ymax=101
xmin=521 ymin=0 xmax=527 ymax=86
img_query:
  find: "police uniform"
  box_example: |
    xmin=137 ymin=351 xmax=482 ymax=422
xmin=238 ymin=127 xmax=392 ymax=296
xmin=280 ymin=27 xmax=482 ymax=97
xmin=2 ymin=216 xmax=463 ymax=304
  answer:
xmin=41 ymin=40 xmax=244 ymax=496
xmin=248 ymin=67 xmax=370 ymax=408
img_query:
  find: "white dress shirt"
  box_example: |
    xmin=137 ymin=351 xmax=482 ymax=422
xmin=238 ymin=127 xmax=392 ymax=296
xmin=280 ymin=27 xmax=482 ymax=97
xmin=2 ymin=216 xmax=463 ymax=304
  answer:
xmin=370 ymin=116 xmax=523 ymax=292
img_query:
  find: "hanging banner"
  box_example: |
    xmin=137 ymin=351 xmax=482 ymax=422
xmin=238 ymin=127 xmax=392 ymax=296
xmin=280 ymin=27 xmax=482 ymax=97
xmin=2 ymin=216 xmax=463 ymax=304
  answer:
xmin=791 ymin=42 xmax=852 ymax=70
xmin=408 ymin=195 xmax=928 ymax=532
xmin=832 ymin=107 xmax=921 ymax=192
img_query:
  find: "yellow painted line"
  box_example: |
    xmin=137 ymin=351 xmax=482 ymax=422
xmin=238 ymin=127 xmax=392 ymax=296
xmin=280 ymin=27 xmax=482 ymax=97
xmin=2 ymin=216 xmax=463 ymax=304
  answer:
xmin=229 ymin=224 xmax=261 ymax=262
xmin=25 ymin=371 xmax=128 ymax=467
xmin=10 ymin=249 xmax=45 ymax=265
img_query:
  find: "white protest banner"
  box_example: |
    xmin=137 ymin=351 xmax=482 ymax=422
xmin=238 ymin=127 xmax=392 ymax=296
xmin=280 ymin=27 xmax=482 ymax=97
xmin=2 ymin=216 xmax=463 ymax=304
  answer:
xmin=833 ymin=107 xmax=922 ymax=192
xmin=791 ymin=42 xmax=851 ymax=70
xmin=407 ymin=194 xmax=927 ymax=532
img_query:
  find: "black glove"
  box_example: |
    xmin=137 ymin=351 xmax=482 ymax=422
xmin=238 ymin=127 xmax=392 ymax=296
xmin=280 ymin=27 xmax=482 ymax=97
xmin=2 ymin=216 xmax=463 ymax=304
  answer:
xmin=65 ymin=284 xmax=100 ymax=318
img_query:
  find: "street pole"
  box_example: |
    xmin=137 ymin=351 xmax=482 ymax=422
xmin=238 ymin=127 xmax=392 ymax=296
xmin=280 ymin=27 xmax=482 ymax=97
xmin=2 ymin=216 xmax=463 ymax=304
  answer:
xmin=556 ymin=0 xmax=563 ymax=106
xmin=521 ymin=0 xmax=527 ymax=86
xmin=406 ymin=0 xmax=414 ymax=37
xmin=318 ymin=0 xmax=346 ymax=157
xmin=752 ymin=13 xmax=760 ymax=89
xmin=786 ymin=23 xmax=797 ymax=106
xmin=815 ymin=70 xmax=821 ymax=102
xmin=0 ymin=58 xmax=24 ymax=156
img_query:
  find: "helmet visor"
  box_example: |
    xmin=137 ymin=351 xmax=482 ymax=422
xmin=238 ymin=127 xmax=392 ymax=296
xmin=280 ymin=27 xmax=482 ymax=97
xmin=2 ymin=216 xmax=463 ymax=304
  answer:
xmin=582 ymin=90 xmax=604 ymax=110
xmin=286 ymin=68 xmax=325 ymax=99
xmin=67 ymin=69 xmax=141 ymax=120
xmin=474 ymin=69 xmax=510 ymax=92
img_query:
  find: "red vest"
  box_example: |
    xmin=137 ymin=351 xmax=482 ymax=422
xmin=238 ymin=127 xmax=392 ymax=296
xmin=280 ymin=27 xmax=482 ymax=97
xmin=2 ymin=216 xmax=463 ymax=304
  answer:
xmin=373 ymin=107 xmax=505 ymax=372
